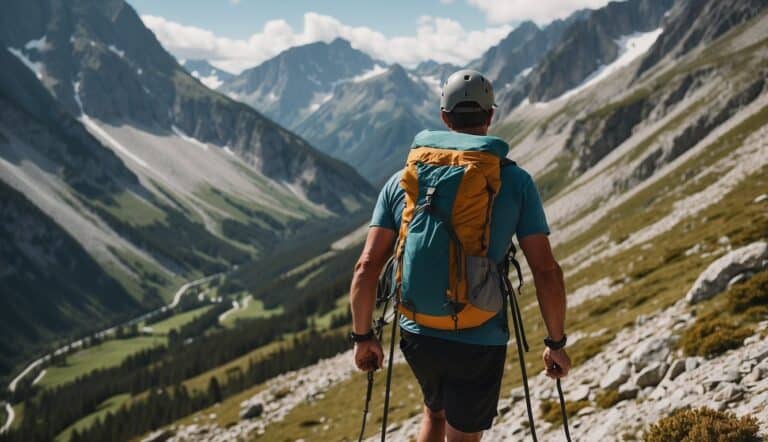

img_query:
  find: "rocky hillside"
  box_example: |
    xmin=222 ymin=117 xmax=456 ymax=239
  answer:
xmin=0 ymin=0 xmax=374 ymax=380
xmin=148 ymin=0 xmax=768 ymax=440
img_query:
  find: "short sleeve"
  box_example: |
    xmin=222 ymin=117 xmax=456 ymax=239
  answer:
xmin=515 ymin=173 xmax=550 ymax=239
xmin=369 ymin=174 xmax=399 ymax=230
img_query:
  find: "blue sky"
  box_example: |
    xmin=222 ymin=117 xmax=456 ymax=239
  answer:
xmin=133 ymin=0 xmax=611 ymax=73
xmin=130 ymin=0 xmax=490 ymax=40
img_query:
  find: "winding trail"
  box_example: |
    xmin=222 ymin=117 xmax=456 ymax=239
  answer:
xmin=1 ymin=272 xmax=223 ymax=434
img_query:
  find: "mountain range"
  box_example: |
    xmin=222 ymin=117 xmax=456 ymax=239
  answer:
xmin=0 ymin=0 xmax=373 ymax=376
xmin=1 ymin=0 xmax=768 ymax=439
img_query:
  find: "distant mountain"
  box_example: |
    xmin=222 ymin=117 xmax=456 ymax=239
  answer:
xmin=410 ymin=60 xmax=460 ymax=83
xmin=0 ymin=0 xmax=374 ymax=377
xmin=219 ymin=38 xmax=379 ymax=128
xmin=181 ymin=59 xmax=234 ymax=89
xmin=527 ymin=0 xmax=674 ymax=101
xmin=636 ymin=0 xmax=768 ymax=76
xmin=295 ymin=64 xmax=442 ymax=184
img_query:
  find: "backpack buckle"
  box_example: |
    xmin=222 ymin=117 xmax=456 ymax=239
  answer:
xmin=425 ymin=187 xmax=436 ymax=212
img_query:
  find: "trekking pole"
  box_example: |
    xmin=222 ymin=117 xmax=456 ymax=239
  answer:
xmin=380 ymin=303 xmax=399 ymax=442
xmin=556 ymin=377 xmax=572 ymax=442
xmin=508 ymin=282 xmax=538 ymax=442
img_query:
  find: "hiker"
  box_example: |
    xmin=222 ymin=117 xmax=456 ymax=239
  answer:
xmin=349 ymin=69 xmax=570 ymax=442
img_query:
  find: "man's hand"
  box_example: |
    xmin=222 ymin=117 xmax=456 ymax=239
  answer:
xmin=543 ymin=347 xmax=571 ymax=379
xmin=354 ymin=339 xmax=384 ymax=372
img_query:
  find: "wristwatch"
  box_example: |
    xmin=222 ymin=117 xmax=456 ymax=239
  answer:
xmin=544 ymin=334 xmax=567 ymax=350
xmin=348 ymin=330 xmax=375 ymax=343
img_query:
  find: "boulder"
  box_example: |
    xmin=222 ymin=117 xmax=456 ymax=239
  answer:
xmin=600 ymin=360 xmax=632 ymax=389
xmin=636 ymin=362 xmax=668 ymax=388
xmin=141 ymin=429 xmax=172 ymax=442
xmin=239 ymin=402 xmax=264 ymax=420
xmin=713 ymin=383 xmax=743 ymax=403
xmin=570 ymin=385 xmax=591 ymax=402
xmin=618 ymin=383 xmax=639 ymax=400
xmin=667 ymin=359 xmax=687 ymax=381
xmin=686 ymin=241 xmax=768 ymax=304
xmin=630 ymin=337 xmax=670 ymax=370
xmin=685 ymin=357 xmax=701 ymax=372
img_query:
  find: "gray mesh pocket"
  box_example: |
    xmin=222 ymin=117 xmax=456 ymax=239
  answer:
xmin=466 ymin=255 xmax=504 ymax=313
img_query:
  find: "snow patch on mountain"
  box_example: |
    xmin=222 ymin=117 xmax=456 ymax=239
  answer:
xmin=550 ymin=28 xmax=663 ymax=103
xmin=7 ymin=47 xmax=45 ymax=80
xmin=352 ymin=64 xmax=387 ymax=83
xmin=190 ymin=70 xmax=224 ymax=89
xmin=107 ymin=44 xmax=125 ymax=59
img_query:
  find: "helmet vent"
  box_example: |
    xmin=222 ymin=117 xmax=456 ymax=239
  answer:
xmin=464 ymin=75 xmax=470 ymax=81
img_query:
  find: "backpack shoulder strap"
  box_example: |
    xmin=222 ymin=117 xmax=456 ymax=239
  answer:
xmin=501 ymin=157 xmax=516 ymax=167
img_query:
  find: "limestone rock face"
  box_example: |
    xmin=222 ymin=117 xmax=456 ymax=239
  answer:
xmin=686 ymin=241 xmax=768 ymax=304
xmin=630 ymin=337 xmax=670 ymax=371
xmin=635 ymin=362 xmax=668 ymax=388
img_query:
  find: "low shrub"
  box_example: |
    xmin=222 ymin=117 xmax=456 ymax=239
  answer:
xmin=728 ymin=271 xmax=768 ymax=313
xmin=595 ymin=389 xmax=621 ymax=409
xmin=678 ymin=315 xmax=753 ymax=358
xmin=539 ymin=399 xmax=589 ymax=424
xmin=644 ymin=407 xmax=761 ymax=442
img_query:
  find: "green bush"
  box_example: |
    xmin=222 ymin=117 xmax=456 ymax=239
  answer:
xmin=728 ymin=271 xmax=768 ymax=313
xmin=644 ymin=407 xmax=761 ymax=442
xmin=595 ymin=389 xmax=621 ymax=409
xmin=539 ymin=399 xmax=589 ymax=424
xmin=678 ymin=316 xmax=753 ymax=358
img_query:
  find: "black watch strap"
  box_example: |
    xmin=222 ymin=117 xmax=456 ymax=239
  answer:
xmin=349 ymin=330 xmax=375 ymax=343
xmin=544 ymin=334 xmax=567 ymax=350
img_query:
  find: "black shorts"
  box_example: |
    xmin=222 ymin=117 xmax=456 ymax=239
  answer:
xmin=399 ymin=330 xmax=507 ymax=433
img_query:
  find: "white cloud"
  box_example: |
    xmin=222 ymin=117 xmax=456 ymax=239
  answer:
xmin=465 ymin=0 xmax=609 ymax=25
xmin=141 ymin=12 xmax=511 ymax=74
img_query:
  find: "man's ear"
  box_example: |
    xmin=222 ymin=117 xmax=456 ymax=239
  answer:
xmin=486 ymin=108 xmax=494 ymax=126
xmin=441 ymin=111 xmax=453 ymax=130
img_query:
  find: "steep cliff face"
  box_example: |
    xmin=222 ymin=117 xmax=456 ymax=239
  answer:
xmin=527 ymin=0 xmax=674 ymax=102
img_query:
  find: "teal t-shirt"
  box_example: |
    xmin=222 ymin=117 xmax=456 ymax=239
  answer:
xmin=370 ymin=130 xmax=550 ymax=346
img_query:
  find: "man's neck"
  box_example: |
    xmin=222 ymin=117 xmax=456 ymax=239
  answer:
xmin=453 ymin=127 xmax=488 ymax=136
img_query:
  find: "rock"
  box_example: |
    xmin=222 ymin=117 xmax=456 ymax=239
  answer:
xmin=754 ymin=194 xmax=768 ymax=203
xmin=600 ymin=360 xmax=633 ymax=389
xmin=685 ymin=357 xmax=701 ymax=371
xmin=708 ymin=400 xmax=728 ymax=412
xmin=570 ymin=385 xmax=591 ymax=402
xmin=510 ymin=387 xmax=525 ymax=401
xmin=630 ymin=337 xmax=670 ymax=370
xmin=618 ymin=383 xmax=639 ymax=400
xmin=667 ymin=359 xmax=686 ymax=381
xmin=742 ymin=364 xmax=767 ymax=384
xmin=713 ymin=383 xmax=743 ymax=403
xmin=727 ymin=273 xmax=751 ymax=288
xmin=744 ymin=334 xmax=761 ymax=346
xmin=239 ymin=403 xmax=264 ymax=420
xmin=718 ymin=236 xmax=730 ymax=245
xmin=577 ymin=406 xmax=596 ymax=416
xmin=637 ymin=362 xmax=668 ymax=388
xmin=686 ymin=241 xmax=768 ymax=304
xmin=141 ymin=429 xmax=172 ymax=442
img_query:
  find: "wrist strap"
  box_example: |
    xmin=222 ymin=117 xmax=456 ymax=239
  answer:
xmin=544 ymin=334 xmax=567 ymax=350
xmin=349 ymin=330 xmax=375 ymax=343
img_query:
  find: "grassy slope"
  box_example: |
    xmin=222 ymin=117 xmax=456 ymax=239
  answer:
xmin=38 ymin=336 xmax=165 ymax=390
xmin=55 ymin=394 xmax=131 ymax=442
xmin=147 ymin=305 xmax=214 ymax=335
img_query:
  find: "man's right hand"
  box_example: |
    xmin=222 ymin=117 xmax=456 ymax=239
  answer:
xmin=354 ymin=339 xmax=384 ymax=371
xmin=543 ymin=347 xmax=571 ymax=379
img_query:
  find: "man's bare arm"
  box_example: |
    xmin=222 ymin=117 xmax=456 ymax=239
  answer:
xmin=520 ymin=233 xmax=571 ymax=378
xmin=350 ymin=227 xmax=397 ymax=334
xmin=519 ymin=233 xmax=566 ymax=339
